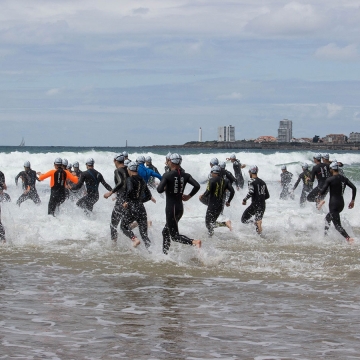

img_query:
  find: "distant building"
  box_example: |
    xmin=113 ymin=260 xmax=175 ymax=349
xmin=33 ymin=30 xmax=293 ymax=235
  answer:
xmin=290 ymin=138 xmax=312 ymax=143
xmin=277 ymin=119 xmax=293 ymax=142
xmin=255 ymin=136 xmax=277 ymax=143
xmin=199 ymin=127 xmax=202 ymax=142
xmin=349 ymin=132 xmax=360 ymax=142
xmin=322 ymin=134 xmax=347 ymax=144
xmin=218 ymin=125 xmax=235 ymax=142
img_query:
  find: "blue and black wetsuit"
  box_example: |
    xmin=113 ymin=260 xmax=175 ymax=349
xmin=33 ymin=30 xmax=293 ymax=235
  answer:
xmin=15 ymin=169 xmax=41 ymax=206
xmin=72 ymin=168 xmax=112 ymax=212
xmin=157 ymin=169 xmax=200 ymax=254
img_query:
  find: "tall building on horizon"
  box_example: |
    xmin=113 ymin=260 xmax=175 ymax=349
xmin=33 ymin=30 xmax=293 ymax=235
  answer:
xmin=278 ymin=119 xmax=293 ymax=142
xmin=218 ymin=125 xmax=235 ymax=142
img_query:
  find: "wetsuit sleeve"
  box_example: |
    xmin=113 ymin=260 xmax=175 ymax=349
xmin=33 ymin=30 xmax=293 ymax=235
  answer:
xmin=154 ymin=166 xmax=160 ymax=175
xmin=148 ymin=168 xmax=162 ymax=180
xmin=112 ymin=171 xmax=125 ymax=193
xmin=202 ymin=180 xmax=211 ymax=197
xmin=15 ymin=171 xmax=23 ymax=185
xmin=71 ymin=172 xmax=85 ymax=190
xmin=265 ymin=184 xmax=270 ymax=200
xmin=243 ymin=180 xmax=254 ymax=202
xmin=293 ymin=174 xmax=302 ymax=190
xmin=65 ymin=170 xmax=79 ymax=184
xmin=157 ymin=175 xmax=167 ymax=193
xmin=319 ymin=178 xmax=330 ymax=195
xmin=345 ymin=178 xmax=357 ymax=201
xmin=226 ymin=171 xmax=237 ymax=186
xmin=226 ymin=180 xmax=235 ymax=203
xmin=187 ymin=175 xmax=200 ymax=197
xmin=123 ymin=177 xmax=133 ymax=202
xmin=38 ymin=169 xmax=55 ymax=181
xmin=98 ymin=174 xmax=112 ymax=191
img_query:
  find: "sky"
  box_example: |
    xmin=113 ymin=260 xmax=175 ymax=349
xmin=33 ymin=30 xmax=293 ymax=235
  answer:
xmin=1 ymin=0 xmax=360 ymax=146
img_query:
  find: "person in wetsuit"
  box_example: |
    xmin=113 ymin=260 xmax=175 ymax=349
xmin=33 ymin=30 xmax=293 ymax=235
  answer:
xmin=157 ymin=153 xmax=201 ymax=254
xmin=199 ymin=165 xmax=234 ymax=236
xmin=0 ymin=182 xmax=6 ymax=243
xmin=136 ymin=156 xmax=162 ymax=185
xmin=120 ymin=161 xmax=152 ymax=248
xmin=307 ymin=153 xmax=330 ymax=205
xmin=145 ymin=156 xmax=160 ymax=189
xmin=227 ymin=154 xmax=246 ymax=189
xmin=292 ymin=163 xmax=313 ymax=207
xmin=68 ymin=161 xmax=84 ymax=201
xmin=164 ymin=152 xmax=172 ymax=173
xmin=0 ymin=170 xmax=11 ymax=202
xmin=38 ymin=158 xmax=79 ymax=216
xmin=279 ymin=165 xmax=294 ymax=200
xmin=71 ymin=158 xmax=112 ymax=213
xmin=241 ymin=165 xmax=270 ymax=235
xmin=15 ymin=161 xmax=41 ymax=206
xmin=317 ymin=162 xmax=356 ymax=243
xmin=104 ymin=154 xmax=128 ymax=242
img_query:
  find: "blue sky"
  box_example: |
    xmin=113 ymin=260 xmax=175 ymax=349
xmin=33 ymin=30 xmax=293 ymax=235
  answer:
xmin=0 ymin=0 xmax=360 ymax=146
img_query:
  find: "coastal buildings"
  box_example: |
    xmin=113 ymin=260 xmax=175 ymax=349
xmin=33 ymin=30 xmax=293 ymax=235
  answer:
xmin=218 ymin=125 xmax=235 ymax=142
xmin=277 ymin=119 xmax=293 ymax=142
xmin=322 ymin=134 xmax=347 ymax=144
xmin=255 ymin=136 xmax=277 ymax=143
xmin=349 ymin=132 xmax=360 ymax=142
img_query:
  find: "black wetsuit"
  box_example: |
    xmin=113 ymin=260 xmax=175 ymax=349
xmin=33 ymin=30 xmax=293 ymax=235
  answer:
xmin=146 ymin=163 xmax=160 ymax=189
xmin=203 ymin=176 xmax=234 ymax=236
xmin=233 ymin=160 xmax=244 ymax=189
xmin=15 ymin=169 xmax=41 ymax=206
xmin=48 ymin=168 xmax=67 ymax=216
xmin=307 ymin=163 xmax=330 ymax=202
xmin=280 ymin=171 xmax=293 ymax=200
xmin=241 ymin=177 xmax=270 ymax=233
xmin=110 ymin=167 xmax=128 ymax=241
xmin=293 ymin=170 xmax=313 ymax=206
xmin=120 ymin=175 xmax=152 ymax=248
xmin=0 ymin=182 xmax=5 ymax=241
xmin=72 ymin=168 xmax=112 ymax=212
xmin=320 ymin=174 xmax=357 ymax=240
xmin=69 ymin=169 xmax=84 ymax=200
xmin=157 ymin=168 xmax=200 ymax=254
xmin=0 ymin=171 xmax=10 ymax=202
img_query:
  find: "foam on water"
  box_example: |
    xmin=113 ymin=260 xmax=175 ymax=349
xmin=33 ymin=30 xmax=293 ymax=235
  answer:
xmin=1 ymin=149 xmax=360 ymax=280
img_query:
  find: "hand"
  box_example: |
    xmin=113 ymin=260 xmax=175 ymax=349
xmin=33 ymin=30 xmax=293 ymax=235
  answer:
xmin=3 ymin=184 xmax=7 ymax=190
xmin=226 ymin=202 xmax=230 ymax=207
xmin=104 ymin=191 xmax=112 ymax=199
xmin=123 ymin=202 xmax=128 ymax=209
xmin=349 ymin=200 xmax=355 ymax=209
xmin=242 ymin=200 xmax=246 ymax=205
xmin=199 ymin=194 xmax=203 ymax=200
xmin=236 ymin=186 xmax=240 ymax=191
xmin=151 ymin=197 xmax=156 ymax=203
xmin=182 ymin=194 xmax=191 ymax=201
xmin=36 ymin=172 xmax=42 ymax=175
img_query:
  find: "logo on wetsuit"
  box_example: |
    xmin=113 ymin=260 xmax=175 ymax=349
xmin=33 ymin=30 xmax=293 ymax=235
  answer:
xmin=174 ymin=176 xmax=185 ymax=194
xmin=257 ymin=184 xmax=266 ymax=195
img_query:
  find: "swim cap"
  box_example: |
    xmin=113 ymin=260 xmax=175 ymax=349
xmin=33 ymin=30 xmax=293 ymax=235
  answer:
xmin=170 ymin=153 xmax=181 ymax=164
xmin=23 ymin=161 xmax=30 ymax=168
xmin=124 ymin=159 xmax=131 ymax=167
xmin=322 ymin=153 xmax=329 ymax=160
xmin=86 ymin=158 xmax=95 ymax=166
xmin=211 ymin=165 xmax=221 ymax=174
xmin=67 ymin=163 xmax=72 ymax=170
xmin=166 ymin=152 xmax=172 ymax=160
xmin=210 ymin=158 xmax=219 ymax=165
xmin=127 ymin=161 xmax=138 ymax=171
xmin=136 ymin=155 xmax=145 ymax=164
xmin=122 ymin=151 xmax=129 ymax=157
xmin=73 ymin=161 xmax=79 ymax=168
xmin=219 ymin=161 xmax=226 ymax=169
xmin=230 ymin=154 xmax=236 ymax=160
xmin=114 ymin=154 xmax=125 ymax=163
xmin=302 ymin=162 xmax=309 ymax=169
xmin=281 ymin=165 xmax=286 ymax=170
xmin=145 ymin=156 xmax=152 ymax=163
xmin=62 ymin=158 xmax=68 ymax=166
xmin=249 ymin=165 xmax=258 ymax=174
xmin=54 ymin=158 xmax=62 ymax=165
xmin=313 ymin=153 xmax=322 ymax=160
xmin=330 ymin=161 xmax=338 ymax=170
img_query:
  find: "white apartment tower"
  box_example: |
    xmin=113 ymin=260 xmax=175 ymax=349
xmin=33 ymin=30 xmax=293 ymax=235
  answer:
xmin=218 ymin=125 xmax=235 ymax=142
xmin=278 ymin=119 xmax=293 ymax=142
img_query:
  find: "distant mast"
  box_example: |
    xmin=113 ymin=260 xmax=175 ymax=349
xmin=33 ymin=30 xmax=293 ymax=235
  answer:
xmin=19 ymin=137 xmax=25 ymax=147
xmin=199 ymin=127 xmax=202 ymax=142
xmin=126 ymin=140 xmax=128 ymax=148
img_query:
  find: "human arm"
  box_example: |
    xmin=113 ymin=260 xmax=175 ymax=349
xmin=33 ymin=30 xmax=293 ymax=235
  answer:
xmin=226 ymin=180 xmax=235 ymax=204
xmin=242 ymin=179 xmax=254 ymax=204
xmin=99 ymin=174 xmax=112 ymax=192
xmin=70 ymin=173 xmax=85 ymax=190
xmin=157 ymin=175 xmax=167 ymax=194
xmin=148 ymin=168 xmax=162 ymax=181
xmin=345 ymin=178 xmax=357 ymax=206
xmin=292 ymin=174 xmax=302 ymax=190
xmin=182 ymin=175 xmax=200 ymax=201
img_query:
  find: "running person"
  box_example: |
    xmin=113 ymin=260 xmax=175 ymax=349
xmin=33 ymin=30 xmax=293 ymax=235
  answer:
xmin=71 ymin=158 xmax=112 ymax=213
xmin=157 ymin=153 xmax=201 ymax=254
xmin=0 ymin=170 xmax=11 ymax=202
xmin=104 ymin=154 xmax=128 ymax=242
xmin=145 ymin=156 xmax=160 ymax=189
xmin=120 ymin=161 xmax=152 ymax=248
xmin=279 ymin=165 xmax=293 ymax=200
xmin=38 ymin=158 xmax=79 ymax=216
xmin=241 ymin=165 xmax=270 ymax=235
xmin=307 ymin=153 xmax=330 ymax=205
xmin=0 ymin=182 xmax=5 ymax=243
xmin=292 ymin=163 xmax=313 ymax=207
xmin=199 ymin=165 xmax=234 ymax=236
xmin=227 ymin=154 xmax=246 ymax=189
xmin=15 ymin=161 xmax=41 ymax=206
xmin=136 ymin=156 xmax=162 ymax=184
xmin=318 ymin=162 xmax=356 ymax=243
xmin=164 ymin=152 xmax=172 ymax=173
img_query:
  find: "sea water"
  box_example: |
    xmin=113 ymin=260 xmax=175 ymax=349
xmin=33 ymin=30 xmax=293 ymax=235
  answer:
xmin=1 ymin=147 xmax=360 ymax=359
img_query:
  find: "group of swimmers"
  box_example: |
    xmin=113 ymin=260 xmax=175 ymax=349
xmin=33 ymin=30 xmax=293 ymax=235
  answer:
xmin=0 ymin=151 xmax=357 ymax=249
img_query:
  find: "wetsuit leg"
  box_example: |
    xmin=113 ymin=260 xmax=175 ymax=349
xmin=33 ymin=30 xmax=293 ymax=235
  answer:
xmin=237 ymin=175 xmax=244 ymax=189
xmin=325 ymin=201 xmax=349 ymax=239
xmin=29 ymin=190 xmax=41 ymax=204
xmin=205 ymin=207 xmax=222 ymax=236
xmin=307 ymin=186 xmax=320 ymax=202
xmin=76 ymin=192 xmax=99 ymax=212
xmin=329 ymin=212 xmax=350 ymax=239
xmin=110 ymin=197 xmax=125 ymax=241
xmin=48 ymin=189 xmax=65 ymax=216
xmin=135 ymin=203 xmax=151 ymax=248
xmin=300 ymin=188 xmax=308 ymax=207
xmin=241 ymin=204 xmax=265 ymax=234
xmin=0 ymin=206 xmax=4 ymax=242
xmin=16 ymin=193 xmax=30 ymax=206
xmin=0 ymin=193 xmax=11 ymax=202
xmin=120 ymin=203 xmax=138 ymax=240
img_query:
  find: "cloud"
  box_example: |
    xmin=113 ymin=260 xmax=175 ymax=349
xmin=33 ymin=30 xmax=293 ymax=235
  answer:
xmin=132 ymin=7 xmax=149 ymax=15
xmin=326 ymin=103 xmax=342 ymax=118
xmin=217 ymin=92 xmax=243 ymax=100
xmin=46 ymin=88 xmax=61 ymax=96
xmin=314 ymin=43 xmax=359 ymax=61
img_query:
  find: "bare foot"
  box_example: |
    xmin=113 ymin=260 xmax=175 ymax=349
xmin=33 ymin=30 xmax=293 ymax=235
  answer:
xmin=256 ymin=220 xmax=262 ymax=235
xmin=226 ymin=220 xmax=232 ymax=231
xmin=132 ymin=237 xmax=140 ymax=247
xmin=147 ymin=220 xmax=152 ymax=227
xmin=347 ymin=238 xmax=354 ymax=244
xmin=192 ymin=239 xmax=201 ymax=249
xmin=317 ymin=200 xmax=325 ymax=210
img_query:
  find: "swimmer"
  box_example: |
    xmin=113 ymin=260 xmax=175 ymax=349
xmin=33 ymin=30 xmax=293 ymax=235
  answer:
xmin=279 ymin=165 xmax=294 ymax=200
xmin=292 ymin=163 xmax=313 ymax=207
xmin=15 ymin=161 xmax=41 ymax=206
xmin=136 ymin=156 xmax=162 ymax=184
xmin=0 ymin=170 xmax=11 ymax=202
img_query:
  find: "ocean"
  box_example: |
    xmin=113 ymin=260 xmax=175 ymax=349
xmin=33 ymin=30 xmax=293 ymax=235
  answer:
xmin=1 ymin=146 xmax=360 ymax=359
